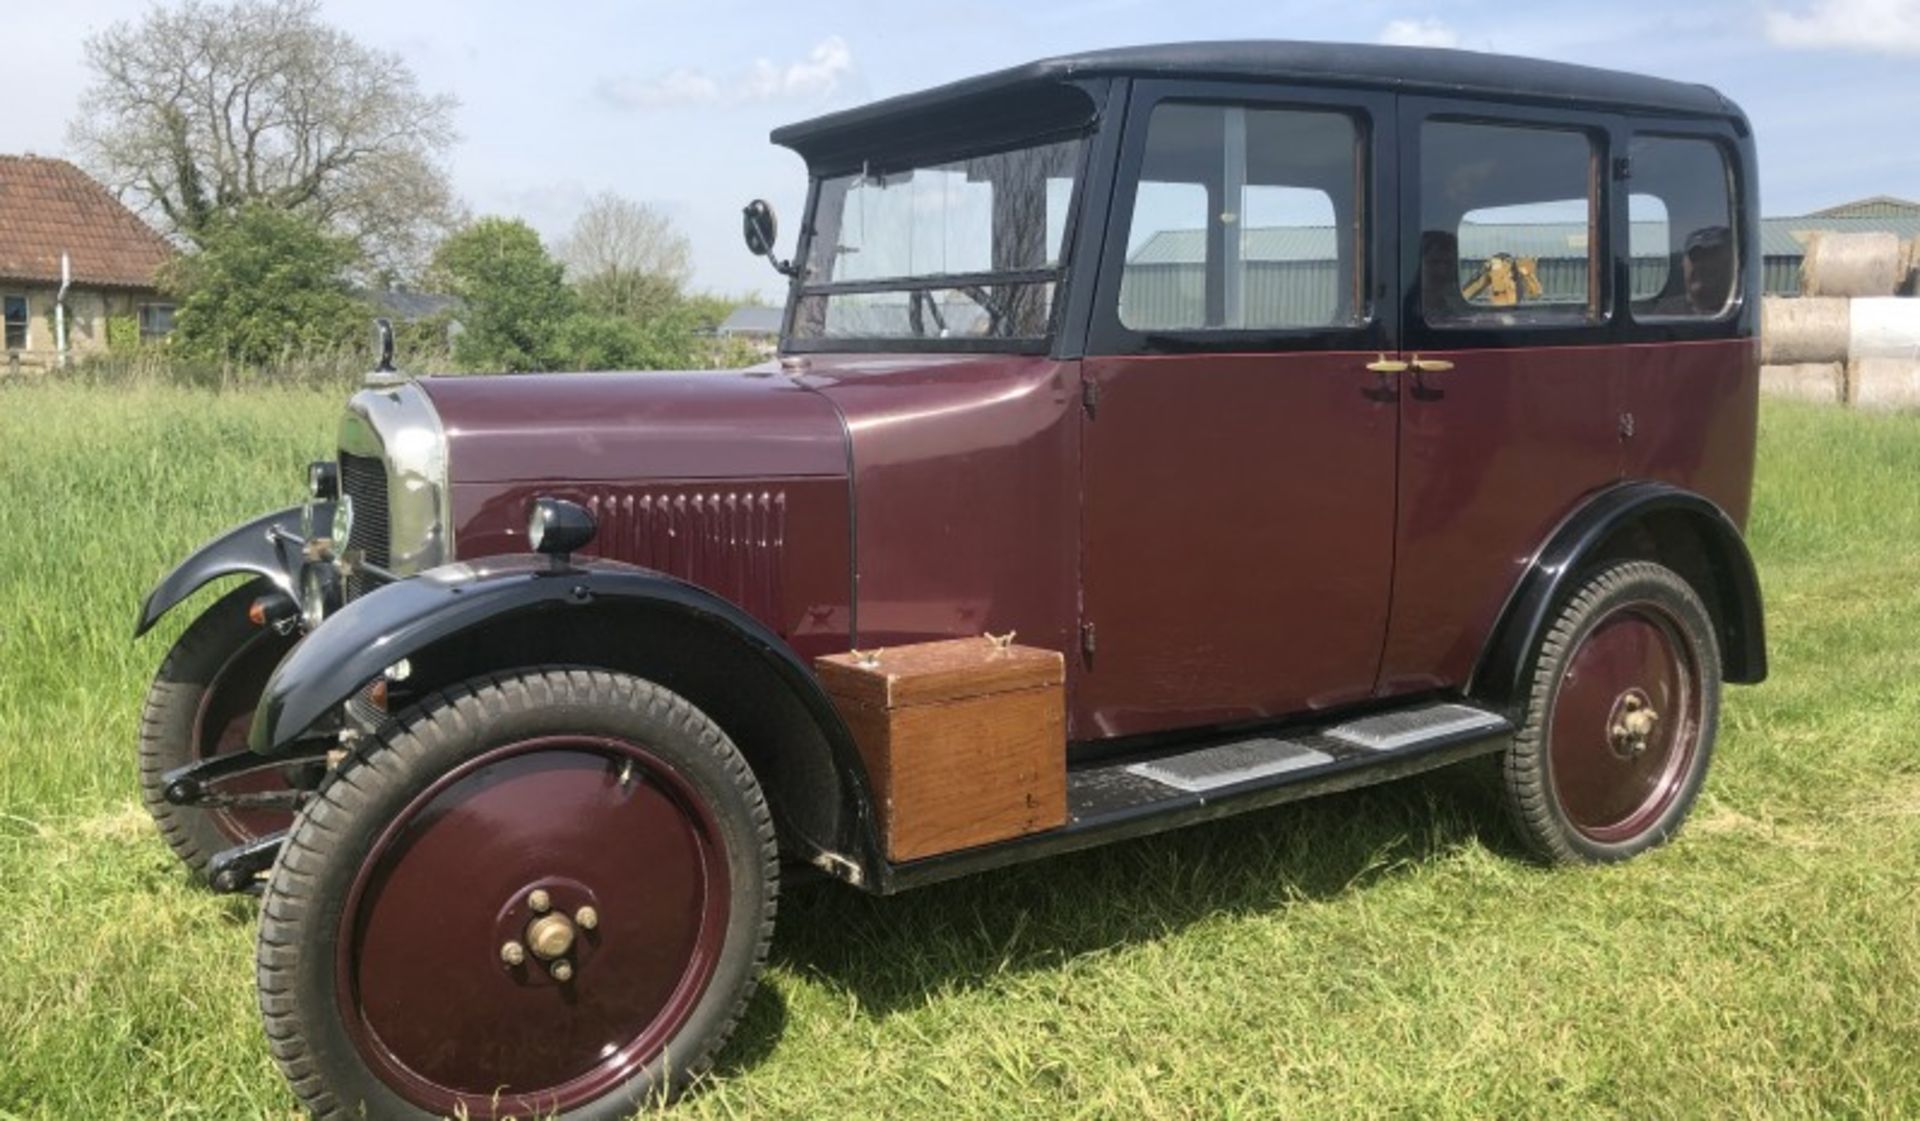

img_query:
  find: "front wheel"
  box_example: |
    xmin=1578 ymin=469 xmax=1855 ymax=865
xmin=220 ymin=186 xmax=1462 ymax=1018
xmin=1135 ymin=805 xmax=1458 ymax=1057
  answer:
xmin=1502 ymin=560 xmax=1721 ymax=864
xmin=258 ymin=669 xmax=778 ymax=1119
xmin=138 ymin=579 xmax=302 ymax=880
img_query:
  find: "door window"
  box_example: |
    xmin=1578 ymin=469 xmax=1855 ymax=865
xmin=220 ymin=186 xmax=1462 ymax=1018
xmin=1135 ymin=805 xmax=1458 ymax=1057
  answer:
xmin=1418 ymin=120 xmax=1602 ymax=327
xmin=1627 ymin=136 xmax=1736 ymax=318
xmin=1118 ymin=103 xmax=1364 ymax=332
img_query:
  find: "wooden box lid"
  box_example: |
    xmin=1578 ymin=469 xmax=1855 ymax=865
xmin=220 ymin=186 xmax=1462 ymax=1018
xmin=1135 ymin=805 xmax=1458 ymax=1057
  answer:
xmin=815 ymin=637 xmax=1064 ymax=709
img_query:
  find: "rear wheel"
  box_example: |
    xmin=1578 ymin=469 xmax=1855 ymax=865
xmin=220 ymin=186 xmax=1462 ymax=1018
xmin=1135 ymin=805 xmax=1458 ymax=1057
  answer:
xmin=1503 ymin=560 xmax=1721 ymax=864
xmin=138 ymin=579 xmax=302 ymax=880
xmin=258 ymin=668 xmax=777 ymax=1119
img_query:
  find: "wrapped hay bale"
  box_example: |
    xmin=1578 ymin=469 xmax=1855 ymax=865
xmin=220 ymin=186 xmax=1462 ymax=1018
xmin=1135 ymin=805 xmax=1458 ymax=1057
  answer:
xmin=1800 ymin=231 xmax=1904 ymax=297
xmin=1849 ymin=357 xmax=1920 ymax=411
xmin=1761 ymin=296 xmax=1850 ymax=365
xmin=1759 ymin=364 xmax=1845 ymax=404
xmin=1850 ymin=297 xmax=1920 ymax=361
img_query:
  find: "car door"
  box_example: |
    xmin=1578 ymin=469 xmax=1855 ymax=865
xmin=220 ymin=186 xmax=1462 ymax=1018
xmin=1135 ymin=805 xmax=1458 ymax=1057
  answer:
xmin=1076 ymin=80 xmax=1401 ymax=741
xmin=1378 ymin=98 xmax=1626 ymax=695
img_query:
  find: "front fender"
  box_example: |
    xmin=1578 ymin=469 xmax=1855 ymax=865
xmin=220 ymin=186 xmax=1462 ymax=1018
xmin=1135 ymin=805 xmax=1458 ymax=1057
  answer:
xmin=248 ymin=555 xmax=853 ymax=756
xmin=135 ymin=506 xmax=304 ymax=638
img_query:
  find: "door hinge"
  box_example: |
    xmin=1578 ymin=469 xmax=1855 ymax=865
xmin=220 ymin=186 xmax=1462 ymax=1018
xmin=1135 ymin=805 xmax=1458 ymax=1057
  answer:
xmin=1079 ymin=621 xmax=1097 ymax=661
xmin=1081 ymin=377 xmax=1101 ymax=419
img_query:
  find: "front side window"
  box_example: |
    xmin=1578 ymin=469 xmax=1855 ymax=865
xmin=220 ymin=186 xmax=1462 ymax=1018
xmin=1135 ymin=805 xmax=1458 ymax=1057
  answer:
xmin=1628 ymin=136 xmax=1736 ymax=319
xmin=1118 ymin=103 xmax=1364 ymax=332
xmin=1419 ymin=120 xmax=1602 ymax=327
xmin=790 ymin=137 xmax=1083 ymax=345
xmin=3 ymin=295 xmax=27 ymax=351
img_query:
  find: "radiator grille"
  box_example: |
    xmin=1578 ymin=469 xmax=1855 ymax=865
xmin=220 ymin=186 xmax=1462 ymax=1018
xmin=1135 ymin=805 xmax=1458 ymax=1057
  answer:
xmin=583 ymin=489 xmax=787 ymax=626
xmin=339 ymin=452 xmax=389 ymax=601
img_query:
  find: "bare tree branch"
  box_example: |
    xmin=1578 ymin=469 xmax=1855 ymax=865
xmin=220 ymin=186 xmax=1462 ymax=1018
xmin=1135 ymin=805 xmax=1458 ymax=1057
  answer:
xmin=68 ymin=0 xmax=462 ymax=281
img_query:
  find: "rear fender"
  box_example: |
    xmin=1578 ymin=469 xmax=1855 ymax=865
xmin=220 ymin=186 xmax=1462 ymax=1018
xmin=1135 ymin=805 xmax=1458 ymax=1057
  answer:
xmin=1470 ymin=481 xmax=1767 ymax=712
xmin=135 ymin=506 xmax=304 ymax=637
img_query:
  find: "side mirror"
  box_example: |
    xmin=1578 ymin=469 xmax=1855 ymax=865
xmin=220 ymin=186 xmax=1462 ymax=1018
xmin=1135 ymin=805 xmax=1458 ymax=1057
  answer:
xmin=742 ymin=199 xmax=778 ymax=258
xmin=742 ymin=199 xmax=796 ymax=277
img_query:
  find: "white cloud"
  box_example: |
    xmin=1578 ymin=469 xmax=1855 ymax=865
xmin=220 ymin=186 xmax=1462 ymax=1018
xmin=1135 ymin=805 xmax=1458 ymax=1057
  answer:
xmin=1379 ymin=17 xmax=1461 ymax=49
xmin=1766 ymin=0 xmax=1920 ymax=53
xmin=596 ymin=36 xmax=854 ymax=110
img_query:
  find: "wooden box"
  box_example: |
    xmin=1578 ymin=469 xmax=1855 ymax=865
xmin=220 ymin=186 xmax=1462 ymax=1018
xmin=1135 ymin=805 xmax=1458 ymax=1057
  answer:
xmin=815 ymin=638 xmax=1067 ymax=862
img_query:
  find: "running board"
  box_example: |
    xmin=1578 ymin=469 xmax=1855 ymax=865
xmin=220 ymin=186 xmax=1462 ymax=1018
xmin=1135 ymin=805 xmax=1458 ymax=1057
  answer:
xmin=877 ymin=701 xmax=1512 ymax=893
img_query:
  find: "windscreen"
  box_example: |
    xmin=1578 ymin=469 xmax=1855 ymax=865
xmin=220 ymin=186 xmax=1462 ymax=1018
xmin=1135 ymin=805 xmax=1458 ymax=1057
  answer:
xmin=789 ymin=137 xmax=1084 ymax=346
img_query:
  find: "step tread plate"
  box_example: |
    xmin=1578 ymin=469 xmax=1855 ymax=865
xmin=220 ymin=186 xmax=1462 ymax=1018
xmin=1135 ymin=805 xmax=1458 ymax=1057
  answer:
xmin=1322 ymin=702 xmax=1510 ymax=752
xmin=1124 ymin=737 xmax=1334 ymax=794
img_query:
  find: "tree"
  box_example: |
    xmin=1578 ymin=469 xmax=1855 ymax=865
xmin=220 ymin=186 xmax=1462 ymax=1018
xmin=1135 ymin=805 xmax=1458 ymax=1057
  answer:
xmin=165 ymin=205 xmax=370 ymax=365
xmin=558 ymin=194 xmax=693 ymax=319
xmin=431 ymin=218 xmax=575 ymax=372
xmin=70 ymin=0 xmax=460 ymax=280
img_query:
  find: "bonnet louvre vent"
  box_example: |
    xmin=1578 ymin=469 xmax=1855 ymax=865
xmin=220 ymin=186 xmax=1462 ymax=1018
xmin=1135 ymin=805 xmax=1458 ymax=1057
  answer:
xmin=581 ymin=489 xmax=788 ymax=626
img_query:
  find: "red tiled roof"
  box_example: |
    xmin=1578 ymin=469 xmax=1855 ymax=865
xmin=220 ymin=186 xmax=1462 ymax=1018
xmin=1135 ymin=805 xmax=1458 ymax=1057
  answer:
xmin=0 ymin=156 xmax=175 ymax=289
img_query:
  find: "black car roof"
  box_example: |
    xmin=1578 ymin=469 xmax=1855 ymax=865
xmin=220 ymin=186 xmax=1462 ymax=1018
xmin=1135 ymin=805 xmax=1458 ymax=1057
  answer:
xmin=772 ymin=40 xmax=1740 ymax=158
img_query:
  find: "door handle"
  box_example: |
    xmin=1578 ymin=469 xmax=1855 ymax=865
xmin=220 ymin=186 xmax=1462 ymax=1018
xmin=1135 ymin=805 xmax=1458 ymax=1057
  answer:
xmin=1410 ymin=355 xmax=1454 ymax=372
xmin=1365 ymin=354 xmax=1410 ymax=373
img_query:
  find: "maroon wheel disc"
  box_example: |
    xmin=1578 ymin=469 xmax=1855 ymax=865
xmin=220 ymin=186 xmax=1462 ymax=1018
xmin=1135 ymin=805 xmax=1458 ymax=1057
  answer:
xmin=336 ymin=736 xmax=731 ymax=1116
xmin=191 ymin=628 xmax=299 ymax=841
xmin=1547 ymin=601 xmax=1702 ymax=843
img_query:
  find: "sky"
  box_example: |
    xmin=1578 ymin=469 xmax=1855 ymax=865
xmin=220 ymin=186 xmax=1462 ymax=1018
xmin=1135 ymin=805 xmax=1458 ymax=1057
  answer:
xmin=4 ymin=0 xmax=1917 ymax=299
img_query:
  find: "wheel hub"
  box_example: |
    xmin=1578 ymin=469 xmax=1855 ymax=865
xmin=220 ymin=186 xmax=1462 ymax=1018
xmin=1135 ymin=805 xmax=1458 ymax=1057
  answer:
xmin=1607 ymin=689 xmax=1660 ymax=758
xmin=496 ymin=880 xmax=603 ymax=984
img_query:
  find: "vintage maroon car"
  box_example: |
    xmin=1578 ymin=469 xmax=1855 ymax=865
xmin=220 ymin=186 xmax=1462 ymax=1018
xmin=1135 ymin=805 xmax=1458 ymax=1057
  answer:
xmin=136 ymin=41 xmax=1764 ymax=1119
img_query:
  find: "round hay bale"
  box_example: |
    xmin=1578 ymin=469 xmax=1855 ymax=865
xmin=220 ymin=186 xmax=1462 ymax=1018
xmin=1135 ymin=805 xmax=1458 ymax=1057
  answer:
xmin=1760 ymin=363 xmax=1845 ymax=404
xmin=1849 ymin=297 xmax=1920 ymax=362
xmin=1801 ymin=231 xmax=1904 ymax=297
xmin=1761 ymin=296 xmax=1850 ymax=365
xmin=1849 ymin=357 xmax=1920 ymax=411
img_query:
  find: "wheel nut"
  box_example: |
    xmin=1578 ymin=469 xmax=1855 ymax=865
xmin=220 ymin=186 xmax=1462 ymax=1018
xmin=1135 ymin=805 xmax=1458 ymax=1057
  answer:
xmin=528 ymin=889 xmax=551 ymax=913
xmin=550 ymin=959 xmax=574 ymax=983
xmin=575 ymin=906 xmax=599 ymax=931
xmin=500 ymin=941 xmax=526 ymax=966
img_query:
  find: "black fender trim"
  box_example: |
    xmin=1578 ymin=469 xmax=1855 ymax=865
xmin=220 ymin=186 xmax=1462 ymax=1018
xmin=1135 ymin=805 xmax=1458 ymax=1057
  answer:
xmin=1471 ymin=482 xmax=1767 ymax=710
xmin=134 ymin=506 xmax=304 ymax=637
xmin=248 ymin=554 xmax=885 ymax=879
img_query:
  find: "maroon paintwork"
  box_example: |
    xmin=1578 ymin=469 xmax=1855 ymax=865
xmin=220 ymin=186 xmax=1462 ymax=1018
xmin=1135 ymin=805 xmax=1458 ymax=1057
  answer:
xmin=1384 ymin=338 xmax=1757 ymax=695
xmin=339 ymin=736 xmax=729 ymax=1116
xmin=796 ymin=353 xmax=1083 ymax=675
xmin=1078 ymin=351 xmax=1396 ymax=739
xmin=424 ymin=370 xmax=846 ymax=481
xmin=425 ymin=372 xmax=855 ymax=663
xmin=419 ymin=333 xmax=1755 ymax=749
xmin=1547 ymin=600 xmax=1703 ymax=842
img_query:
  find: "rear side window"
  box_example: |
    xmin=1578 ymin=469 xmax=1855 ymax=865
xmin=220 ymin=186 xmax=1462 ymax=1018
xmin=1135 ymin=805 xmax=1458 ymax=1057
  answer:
xmin=1418 ymin=120 xmax=1601 ymax=327
xmin=1118 ymin=102 xmax=1365 ymax=333
xmin=1627 ymin=136 xmax=1736 ymax=319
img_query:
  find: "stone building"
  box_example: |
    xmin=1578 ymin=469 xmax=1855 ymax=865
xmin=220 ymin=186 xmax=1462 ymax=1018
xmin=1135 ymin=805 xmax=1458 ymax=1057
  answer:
xmin=0 ymin=155 xmax=176 ymax=371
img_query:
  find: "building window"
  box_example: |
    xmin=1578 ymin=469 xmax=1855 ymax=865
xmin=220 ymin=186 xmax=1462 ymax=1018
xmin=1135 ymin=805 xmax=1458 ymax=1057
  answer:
xmin=139 ymin=303 xmax=176 ymax=340
xmin=4 ymin=296 xmax=28 ymax=351
xmin=1118 ymin=102 xmax=1365 ymax=332
xmin=1628 ymin=136 xmax=1736 ymax=319
xmin=1418 ymin=120 xmax=1602 ymax=327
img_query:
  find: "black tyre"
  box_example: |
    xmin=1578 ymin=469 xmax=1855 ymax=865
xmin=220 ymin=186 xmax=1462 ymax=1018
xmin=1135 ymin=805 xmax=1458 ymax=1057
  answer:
xmin=138 ymin=579 xmax=301 ymax=880
xmin=258 ymin=668 xmax=778 ymax=1120
xmin=1503 ymin=560 xmax=1721 ymax=864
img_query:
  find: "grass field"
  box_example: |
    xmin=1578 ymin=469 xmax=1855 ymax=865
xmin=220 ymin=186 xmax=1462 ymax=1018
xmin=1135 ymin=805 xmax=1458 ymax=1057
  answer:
xmin=1 ymin=380 xmax=1917 ymax=1119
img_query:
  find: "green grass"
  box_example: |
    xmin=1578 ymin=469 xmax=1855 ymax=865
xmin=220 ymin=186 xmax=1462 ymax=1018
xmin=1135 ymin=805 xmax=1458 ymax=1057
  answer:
xmin=3 ymin=383 xmax=1919 ymax=1118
